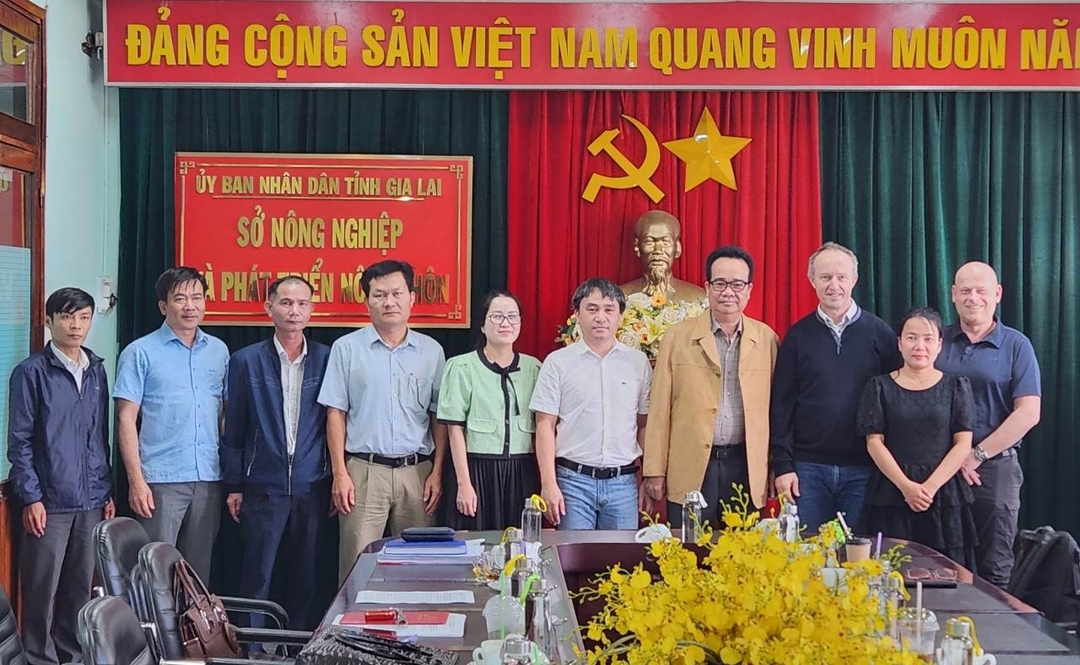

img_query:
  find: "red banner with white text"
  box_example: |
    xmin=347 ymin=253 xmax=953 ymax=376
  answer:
xmin=106 ymin=1 xmax=1080 ymax=89
xmin=175 ymin=153 xmax=473 ymax=327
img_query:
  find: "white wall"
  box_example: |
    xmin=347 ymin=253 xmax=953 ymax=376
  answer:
xmin=34 ymin=0 xmax=121 ymax=377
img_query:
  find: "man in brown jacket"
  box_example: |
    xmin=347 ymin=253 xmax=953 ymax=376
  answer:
xmin=643 ymin=246 xmax=779 ymax=525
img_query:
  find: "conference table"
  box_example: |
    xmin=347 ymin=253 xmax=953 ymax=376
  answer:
xmin=321 ymin=531 xmax=1080 ymax=664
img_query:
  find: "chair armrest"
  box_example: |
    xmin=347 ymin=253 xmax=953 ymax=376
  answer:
xmin=233 ymin=627 xmax=314 ymax=645
xmin=206 ymin=659 xmax=295 ymax=665
xmin=219 ymin=596 xmax=290 ymax=629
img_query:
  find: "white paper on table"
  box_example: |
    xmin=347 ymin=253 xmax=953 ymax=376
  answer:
xmin=354 ymin=590 xmax=475 ymax=604
xmin=331 ymin=613 xmax=467 ymax=638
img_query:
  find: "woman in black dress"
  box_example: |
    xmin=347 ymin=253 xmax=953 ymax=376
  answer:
xmin=857 ymin=307 xmax=978 ymax=569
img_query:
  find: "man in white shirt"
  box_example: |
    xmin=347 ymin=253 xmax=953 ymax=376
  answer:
xmin=531 ymin=278 xmax=652 ymax=530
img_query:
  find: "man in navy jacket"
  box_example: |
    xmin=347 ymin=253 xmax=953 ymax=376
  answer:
xmin=8 ymin=288 xmax=114 ymax=665
xmin=222 ymin=275 xmax=332 ymax=630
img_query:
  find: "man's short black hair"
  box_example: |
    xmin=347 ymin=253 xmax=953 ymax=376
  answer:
xmin=571 ymin=278 xmax=626 ymax=313
xmin=45 ymin=287 xmax=95 ymax=319
xmin=156 ymin=267 xmax=208 ymax=302
xmin=705 ymin=246 xmax=755 ymax=283
xmin=360 ymin=260 xmax=415 ymax=298
xmin=267 ymin=275 xmax=315 ymax=300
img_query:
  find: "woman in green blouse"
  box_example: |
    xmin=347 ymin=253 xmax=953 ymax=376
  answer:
xmin=436 ymin=290 xmax=541 ymax=530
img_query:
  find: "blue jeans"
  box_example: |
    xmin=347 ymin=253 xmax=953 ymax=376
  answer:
xmin=792 ymin=462 xmax=872 ymax=534
xmin=554 ymin=466 xmax=639 ymax=530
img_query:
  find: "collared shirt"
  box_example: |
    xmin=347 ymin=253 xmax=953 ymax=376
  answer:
xmin=437 ymin=349 xmax=542 ymax=456
xmin=529 ymin=341 xmax=651 ymax=467
xmin=49 ymin=344 xmax=90 ymax=392
xmin=317 ymin=326 xmax=445 ymax=456
xmin=710 ymin=317 xmax=746 ymax=446
xmin=114 ymin=322 xmax=230 ymax=483
xmin=936 ymin=318 xmax=1041 ymax=447
xmin=817 ymin=300 xmax=861 ymax=346
xmin=273 ymin=335 xmax=307 ymax=456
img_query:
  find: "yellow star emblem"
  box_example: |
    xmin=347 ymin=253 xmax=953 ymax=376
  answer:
xmin=663 ymin=108 xmax=752 ymax=192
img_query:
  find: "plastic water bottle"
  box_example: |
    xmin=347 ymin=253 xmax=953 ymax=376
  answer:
xmin=524 ymin=582 xmax=553 ymax=657
xmin=505 ymin=527 xmax=523 ymax=561
xmin=937 ymin=618 xmax=974 ymax=665
xmin=681 ymin=491 xmax=706 ymax=542
xmin=777 ymin=503 xmax=801 ymax=542
xmin=521 ymin=497 xmax=543 ymax=563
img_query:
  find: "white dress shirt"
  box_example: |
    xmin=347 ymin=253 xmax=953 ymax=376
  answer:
xmin=273 ymin=335 xmax=307 ymax=456
xmin=530 ymin=341 xmax=652 ymax=467
xmin=50 ymin=343 xmax=89 ymax=392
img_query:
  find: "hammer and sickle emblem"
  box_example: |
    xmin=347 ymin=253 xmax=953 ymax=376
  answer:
xmin=582 ymin=114 xmax=664 ymax=203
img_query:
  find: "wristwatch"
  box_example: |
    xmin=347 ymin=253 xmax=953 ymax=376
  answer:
xmin=973 ymin=445 xmax=989 ymax=462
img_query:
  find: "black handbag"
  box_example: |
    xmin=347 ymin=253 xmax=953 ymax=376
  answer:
xmin=297 ymin=627 xmax=458 ymax=665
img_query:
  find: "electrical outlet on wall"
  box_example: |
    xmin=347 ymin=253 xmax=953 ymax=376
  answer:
xmin=98 ymin=276 xmax=116 ymax=313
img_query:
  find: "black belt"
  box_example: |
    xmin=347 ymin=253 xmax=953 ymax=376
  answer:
xmin=986 ymin=447 xmax=1018 ymax=460
xmin=346 ymin=451 xmax=431 ymax=468
xmin=710 ymin=443 xmax=746 ymax=461
xmin=555 ymin=458 xmax=639 ymax=480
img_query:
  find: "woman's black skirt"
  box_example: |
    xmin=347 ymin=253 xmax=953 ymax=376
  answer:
xmin=447 ymin=453 xmax=541 ymax=532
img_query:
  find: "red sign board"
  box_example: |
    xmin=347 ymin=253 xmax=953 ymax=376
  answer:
xmin=175 ymin=153 xmax=473 ymax=327
xmin=107 ymin=1 xmax=1080 ymax=90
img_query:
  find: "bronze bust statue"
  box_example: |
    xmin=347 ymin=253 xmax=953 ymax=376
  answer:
xmin=619 ymin=211 xmax=706 ymax=302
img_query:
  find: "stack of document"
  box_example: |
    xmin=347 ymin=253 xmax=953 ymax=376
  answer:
xmin=376 ymin=538 xmax=485 ymax=565
xmin=382 ymin=539 xmax=468 ymax=556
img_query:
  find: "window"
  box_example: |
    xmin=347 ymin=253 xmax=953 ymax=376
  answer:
xmin=0 ymin=0 xmax=43 ymax=613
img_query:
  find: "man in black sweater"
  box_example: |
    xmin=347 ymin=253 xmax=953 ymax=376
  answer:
xmin=770 ymin=243 xmax=901 ymax=533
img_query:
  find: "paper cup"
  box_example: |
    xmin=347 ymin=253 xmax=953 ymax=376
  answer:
xmin=845 ymin=537 xmax=873 ymax=563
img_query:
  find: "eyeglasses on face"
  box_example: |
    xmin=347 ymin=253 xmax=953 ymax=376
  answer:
xmin=707 ymin=279 xmax=750 ymax=293
xmin=487 ymin=313 xmax=522 ymax=325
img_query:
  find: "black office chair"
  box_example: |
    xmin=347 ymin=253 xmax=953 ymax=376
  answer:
xmin=133 ymin=543 xmax=311 ymax=661
xmin=94 ymin=518 xmax=151 ymax=601
xmin=0 ymin=584 xmax=27 ymax=665
xmin=78 ymin=596 xmax=155 ymax=665
xmin=78 ymin=596 xmax=274 ymax=665
xmin=94 ymin=518 xmax=289 ymax=629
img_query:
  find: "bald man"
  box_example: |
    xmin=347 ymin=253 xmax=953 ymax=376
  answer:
xmin=936 ymin=262 xmax=1041 ymax=589
xmin=619 ymin=211 xmax=706 ymax=303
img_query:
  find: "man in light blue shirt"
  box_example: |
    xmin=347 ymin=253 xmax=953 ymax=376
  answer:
xmin=115 ymin=267 xmax=229 ymax=582
xmin=318 ymin=260 xmax=447 ymax=583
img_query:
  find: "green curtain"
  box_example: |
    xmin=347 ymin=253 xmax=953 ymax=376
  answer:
xmin=117 ymin=88 xmax=509 ymax=354
xmin=820 ymin=92 xmax=1080 ymax=536
xmin=116 ymin=88 xmax=508 ymax=592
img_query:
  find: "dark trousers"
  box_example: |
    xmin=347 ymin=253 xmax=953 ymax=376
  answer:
xmin=668 ymin=449 xmax=750 ymax=529
xmin=972 ymin=454 xmax=1024 ymax=589
xmin=20 ymin=509 xmax=100 ymax=665
xmin=238 ymin=482 xmax=334 ymax=630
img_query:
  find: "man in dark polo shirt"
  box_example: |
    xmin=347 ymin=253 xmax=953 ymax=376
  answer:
xmin=937 ymin=261 xmax=1041 ymax=589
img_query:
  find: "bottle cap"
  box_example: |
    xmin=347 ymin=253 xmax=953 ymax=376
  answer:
xmin=684 ymin=491 xmax=707 ymax=508
xmin=944 ymin=617 xmax=971 ymax=638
